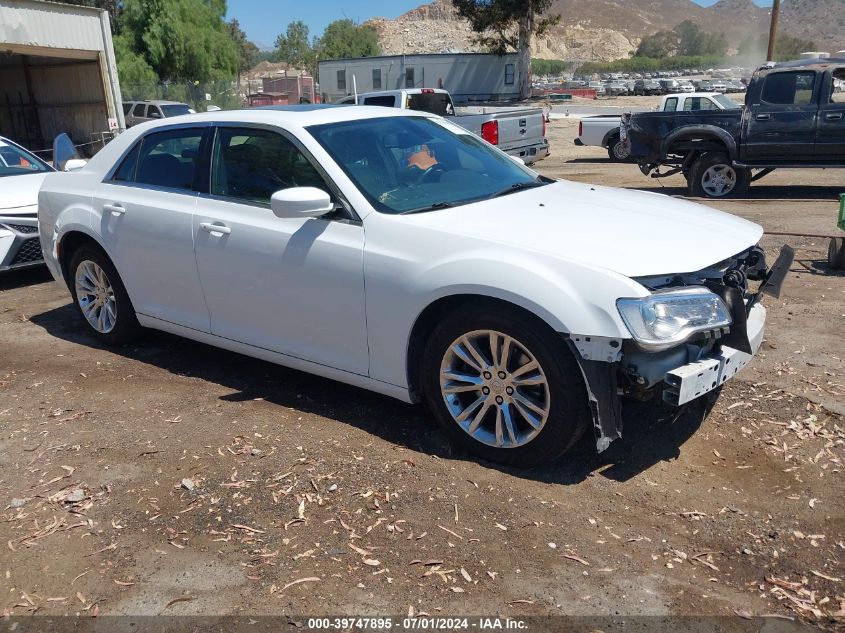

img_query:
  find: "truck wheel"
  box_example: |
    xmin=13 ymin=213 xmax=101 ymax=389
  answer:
xmin=607 ymin=135 xmax=631 ymax=162
xmin=829 ymin=237 xmax=845 ymax=270
xmin=689 ymin=152 xmax=750 ymax=199
xmin=422 ymin=303 xmax=590 ymax=468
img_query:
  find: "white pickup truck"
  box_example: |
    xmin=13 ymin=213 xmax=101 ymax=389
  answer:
xmin=339 ymin=88 xmax=549 ymax=164
xmin=575 ymin=92 xmax=741 ymax=162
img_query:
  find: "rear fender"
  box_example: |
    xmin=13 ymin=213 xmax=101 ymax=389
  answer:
xmin=661 ymin=125 xmax=737 ymax=161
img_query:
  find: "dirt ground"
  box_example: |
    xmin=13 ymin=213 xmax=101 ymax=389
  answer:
xmin=1 ymin=119 xmax=843 ymax=630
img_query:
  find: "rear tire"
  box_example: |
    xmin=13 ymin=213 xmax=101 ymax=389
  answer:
xmin=68 ymin=244 xmax=141 ymax=345
xmin=421 ymin=303 xmax=590 ymax=468
xmin=688 ymin=152 xmax=750 ymax=199
xmin=607 ymin=135 xmax=631 ymax=162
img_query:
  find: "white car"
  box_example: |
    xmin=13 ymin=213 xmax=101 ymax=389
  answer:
xmin=0 ymin=136 xmax=55 ymax=271
xmin=37 ymin=106 xmax=791 ymax=467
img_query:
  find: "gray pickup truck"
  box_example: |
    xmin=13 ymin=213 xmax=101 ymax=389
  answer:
xmin=339 ymin=88 xmax=549 ymax=164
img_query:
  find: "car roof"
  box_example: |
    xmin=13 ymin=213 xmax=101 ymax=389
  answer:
xmin=125 ymin=104 xmax=437 ymax=131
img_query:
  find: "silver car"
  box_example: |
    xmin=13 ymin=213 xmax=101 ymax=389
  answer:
xmin=122 ymin=100 xmax=193 ymax=127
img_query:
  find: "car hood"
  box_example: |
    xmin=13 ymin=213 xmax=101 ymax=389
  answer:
xmin=0 ymin=172 xmax=48 ymax=213
xmin=409 ymin=180 xmax=763 ymax=278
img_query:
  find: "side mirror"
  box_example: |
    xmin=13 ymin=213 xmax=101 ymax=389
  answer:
xmin=148 ymin=111 xmax=161 ymax=119
xmin=270 ymin=187 xmax=334 ymax=218
xmin=53 ymin=132 xmax=81 ymax=172
xmin=64 ymin=158 xmax=87 ymax=172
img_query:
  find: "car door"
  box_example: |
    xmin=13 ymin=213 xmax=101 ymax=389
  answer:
xmin=741 ymin=70 xmax=819 ymax=162
xmin=93 ymin=124 xmax=212 ymax=332
xmin=816 ymin=68 xmax=845 ymax=161
xmin=193 ymin=125 xmax=369 ymax=375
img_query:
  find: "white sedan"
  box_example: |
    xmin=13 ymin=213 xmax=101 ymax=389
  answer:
xmin=37 ymin=106 xmax=791 ymax=467
xmin=0 ymin=136 xmax=54 ymax=271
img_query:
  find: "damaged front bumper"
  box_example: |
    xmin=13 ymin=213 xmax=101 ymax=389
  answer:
xmin=565 ymin=244 xmax=793 ymax=453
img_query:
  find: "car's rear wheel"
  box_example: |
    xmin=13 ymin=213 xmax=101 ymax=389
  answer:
xmin=688 ymin=152 xmax=750 ymax=199
xmin=422 ymin=303 xmax=590 ymax=467
xmin=607 ymin=135 xmax=631 ymax=162
xmin=69 ymin=244 xmax=141 ymax=345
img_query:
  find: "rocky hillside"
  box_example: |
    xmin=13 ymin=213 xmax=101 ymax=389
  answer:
xmin=367 ymin=0 xmax=841 ymax=63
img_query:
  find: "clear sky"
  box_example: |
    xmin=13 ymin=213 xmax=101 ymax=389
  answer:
xmin=226 ymin=0 xmax=774 ymax=51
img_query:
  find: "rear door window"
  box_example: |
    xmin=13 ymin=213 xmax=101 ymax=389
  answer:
xmin=663 ymin=97 xmax=678 ymax=111
xmin=132 ymin=128 xmax=205 ymax=191
xmin=131 ymin=103 xmax=147 ymax=117
xmin=363 ymin=95 xmax=396 ymax=107
xmin=761 ymin=71 xmax=816 ymax=106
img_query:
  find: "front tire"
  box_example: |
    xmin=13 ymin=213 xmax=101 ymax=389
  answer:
xmin=422 ymin=303 xmax=590 ymax=467
xmin=829 ymin=237 xmax=845 ymax=270
xmin=688 ymin=152 xmax=750 ymax=199
xmin=69 ymin=244 xmax=141 ymax=345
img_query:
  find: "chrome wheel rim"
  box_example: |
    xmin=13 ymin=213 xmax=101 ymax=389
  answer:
xmin=701 ymin=163 xmax=737 ymax=197
xmin=439 ymin=330 xmax=550 ymax=449
xmin=612 ymin=140 xmax=631 ymax=160
xmin=75 ymin=260 xmax=117 ymax=334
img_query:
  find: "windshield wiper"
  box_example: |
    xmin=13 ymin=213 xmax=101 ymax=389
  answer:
xmin=399 ymin=202 xmax=454 ymax=215
xmin=492 ymin=181 xmax=547 ymax=198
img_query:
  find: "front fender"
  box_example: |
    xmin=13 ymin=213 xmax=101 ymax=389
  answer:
xmin=365 ymin=241 xmax=646 ymax=389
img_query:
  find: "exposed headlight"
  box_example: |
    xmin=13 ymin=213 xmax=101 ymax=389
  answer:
xmin=617 ymin=287 xmax=732 ymax=351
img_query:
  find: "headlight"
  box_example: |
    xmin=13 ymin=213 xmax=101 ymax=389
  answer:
xmin=617 ymin=287 xmax=732 ymax=351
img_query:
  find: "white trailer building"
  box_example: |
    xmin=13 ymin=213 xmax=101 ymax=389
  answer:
xmin=318 ymin=53 xmax=520 ymax=104
xmin=0 ymin=0 xmax=124 ymax=154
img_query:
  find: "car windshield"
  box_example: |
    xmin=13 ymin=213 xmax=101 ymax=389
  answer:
xmin=713 ymin=94 xmax=741 ymax=109
xmin=0 ymin=139 xmax=51 ymax=177
xmin=308 ymin=116 xmax=546 ymax=215
xmin=160 ymin=104 xmax=191 ymax=117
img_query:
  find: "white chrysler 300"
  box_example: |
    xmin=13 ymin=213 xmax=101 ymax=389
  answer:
xmin=37 ymin=106 xmax=792 ymax=467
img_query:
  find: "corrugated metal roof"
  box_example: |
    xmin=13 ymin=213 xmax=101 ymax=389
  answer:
xmin=0 ymin=0 xmax=107 ymax=53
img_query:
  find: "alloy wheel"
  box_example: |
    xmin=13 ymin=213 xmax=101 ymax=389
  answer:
xmin=439 ymin=329 xmax=550 ymax=448
xmin=75 ymin=260 xmax=117 ymax=334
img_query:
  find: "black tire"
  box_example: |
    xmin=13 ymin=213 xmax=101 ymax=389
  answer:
xmin=688 ymin=152 xmax=750 ymax=199
xmin=68 ymin=243 xmax=141 ymax=345
xmin=829 ymin=237 xmax=845 ymax=270
xmin=421 ymin=303 xmax=590 ymax=467
xmin=606 ymin=135 xmax=631 ymax=162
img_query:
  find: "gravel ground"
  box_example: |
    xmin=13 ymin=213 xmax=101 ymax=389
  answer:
xmin=0 ymin=119 xmax=843 ymax=630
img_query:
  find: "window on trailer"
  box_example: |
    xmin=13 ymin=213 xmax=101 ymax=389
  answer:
xmin=337 ymin=70 xmax=346 ymax=91
xmin=405 ymin=68 xmax=415 ymax=88
xmin=373 ymin=68 xmax=382 ymax=90
xmin=505 ymin=64 xmax=515 ymax=85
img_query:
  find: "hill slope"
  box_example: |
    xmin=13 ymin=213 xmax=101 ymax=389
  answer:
xmin=367 ymin=0 xmax=840 ymax=63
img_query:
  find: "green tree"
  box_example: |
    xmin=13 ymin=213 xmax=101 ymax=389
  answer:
xmin=121 ymin=0 xmax=239 ymax=82
xmin=314 ymin=19 xmax=380 ymax=62
xmin=452 ymin=0 xmax=560 ymax=100
xmin=636 ymin=29 xmax=679 ymax=58
xmin=229 ymin=19 xmax=259 ymax=75
xmin=274 ymin=20 xmax=313 ymax=70
xmin=113 ymin=33 xmax=159 ymax=96
xmin=737 ymin=32 xmax=816 ymax=61
xmin=675 ymin=20 xmax=727 ymax=57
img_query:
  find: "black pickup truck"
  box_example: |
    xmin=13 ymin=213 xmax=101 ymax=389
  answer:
xmin=621 ymin=58 xmax=845 ymax=198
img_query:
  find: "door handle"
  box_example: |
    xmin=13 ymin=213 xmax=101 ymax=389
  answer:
xmin=825 ymin=112 xmax=843 ymax=121
xmin=755 ymin=113 xmax=771 ymax=121
xmin=200 ymin=222 xmax=231 ymax=235
xmin=103 ymin=203 xmax=125 ymax=216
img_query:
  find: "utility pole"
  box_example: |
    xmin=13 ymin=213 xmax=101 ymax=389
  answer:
xmin=766 ymin=0 xmax=781 ymax=62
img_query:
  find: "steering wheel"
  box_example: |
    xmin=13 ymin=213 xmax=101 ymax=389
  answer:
xmin=415 ymin=163 xmax=446 ymax=184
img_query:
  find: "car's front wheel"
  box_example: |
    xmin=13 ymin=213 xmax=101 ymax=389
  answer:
xmin=422 ymin=304 xmax=590 ymax=467
xmin=69 ymin=244 xmax=141 ymax=345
